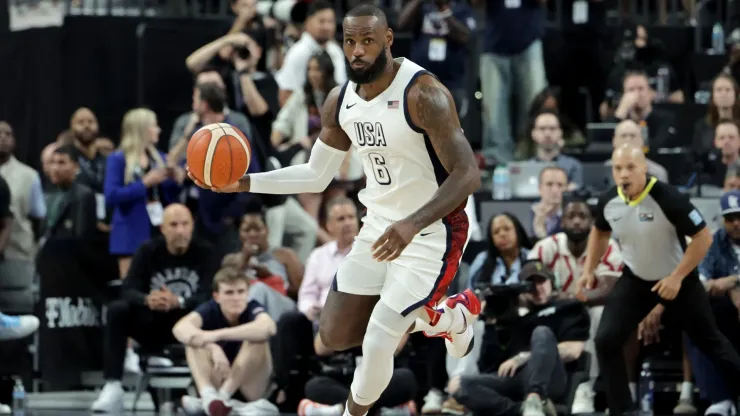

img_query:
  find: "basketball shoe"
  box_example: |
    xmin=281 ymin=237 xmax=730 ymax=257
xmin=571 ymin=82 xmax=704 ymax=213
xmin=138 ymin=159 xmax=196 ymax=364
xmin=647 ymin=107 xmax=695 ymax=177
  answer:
xmin=424 ymin=289 xmax=481 ymax=358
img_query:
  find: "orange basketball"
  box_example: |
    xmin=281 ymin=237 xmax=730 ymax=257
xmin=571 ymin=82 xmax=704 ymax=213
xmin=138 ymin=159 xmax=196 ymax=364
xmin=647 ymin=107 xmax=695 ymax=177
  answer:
xmin=187 ymin=123 xmax=251 ymax=188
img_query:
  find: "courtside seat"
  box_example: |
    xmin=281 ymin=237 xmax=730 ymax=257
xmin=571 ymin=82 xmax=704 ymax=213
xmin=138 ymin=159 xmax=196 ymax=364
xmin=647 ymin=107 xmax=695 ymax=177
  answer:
xmin=132 ymin=344 xmax=191 ymax=413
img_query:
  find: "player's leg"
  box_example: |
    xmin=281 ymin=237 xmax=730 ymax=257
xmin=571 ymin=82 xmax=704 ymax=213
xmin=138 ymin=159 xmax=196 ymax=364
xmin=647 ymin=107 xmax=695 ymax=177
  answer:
xmin=319 ymin=216 xmax=387 ymax=351
xmin=345 ymin=299 xmax=427 ymax=416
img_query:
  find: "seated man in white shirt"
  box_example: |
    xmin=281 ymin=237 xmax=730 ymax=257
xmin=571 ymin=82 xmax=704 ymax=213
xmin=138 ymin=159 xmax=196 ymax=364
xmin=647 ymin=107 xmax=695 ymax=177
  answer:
xmin=272 ymin=197 xmax=359 ymax=408
xmin=528 ymin=198 xmax=623 ymax=414
xmin=173 ymin=267 xmax=276 ymax=415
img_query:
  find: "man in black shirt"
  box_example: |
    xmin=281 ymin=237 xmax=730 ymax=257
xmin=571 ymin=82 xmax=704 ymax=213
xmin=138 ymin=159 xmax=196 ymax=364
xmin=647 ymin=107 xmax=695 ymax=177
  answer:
xmin=173 ymin=267 xmax=276 ymax=415
xmin=577 ymin=146 xmax=740 ymax=415
xmin=449 ymin=260 xmax=590 ymax=416
xmin=91 ymin=204 xmax=221 ymax=413
xmin=44 ymin=145 xmax=97 ymax=240
xmin=68 ymin=108 xmax=109 ymax=231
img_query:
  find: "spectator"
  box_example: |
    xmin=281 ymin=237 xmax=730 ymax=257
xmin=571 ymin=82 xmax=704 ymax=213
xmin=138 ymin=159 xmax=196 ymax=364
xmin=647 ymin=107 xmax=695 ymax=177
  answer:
xmin=516 ymin=88 xmax=586 ymax=159
xmin=694 ymin=74 xmax=740 ymax=158
xmin=175 ymin=83 xmax=262 ymax=257
xmin=40 ymin=129 xmax=74 ymax=188
xmin=91 ymin=204 xmax=220 ymax=413
xmin=398 ymin=0 xmax=475 ymax=113
xmin=0 ymin=121 xmax=46 ymax=312
xmin=448 ymin=260 xmax=590 ymax=416
xmin=104 ymin=108 xmax=184 ymax=278
xmin=225 ymin=0 xmax=275 ymax=73
xmin=274 ymin=0 xmax=346 ymax=107
xmin=530 ymin=166 xmax=568 ymax=240
xmin=479 ymin=0 xmax=547 ymax=163
xmin=526 ymin=110 xmax=584 ymax=187
xmin=68 ymin=108 xmax=108 ymax=203
xmin=687 ymin=190 xmax=740 ymax=416
xmin=44 ymin=145 xmax=97 ymax=240
xmin=272 ymin=197 xmax=358 ymax=406
xmin=173 ymin=267 xmax=276 ymax=415
xmin=603 ymin=24 xmax=684 ymax=116
xmin=223 ymin=210 xmax=304 ymax=298
xmin=469 ymin=213 xmax=533 ymax=288
xmin=528 ymin=198 xmax=623 ymax=414
xmin=706 ymin=119 xmax=740 ymax=188
xmin=606 ymin=70 xmax=676 ymax=149
xmin=606 ymin=119 xmax=669 ymax=183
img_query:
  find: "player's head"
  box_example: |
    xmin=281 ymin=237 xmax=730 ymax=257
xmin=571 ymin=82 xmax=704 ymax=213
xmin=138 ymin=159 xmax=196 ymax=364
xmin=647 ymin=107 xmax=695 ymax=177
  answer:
xmin=70 ymin=107 xmax=99 ymax=145
xmin=613 ymin=119 xmax=644 ymax=149
xmin=561 ymin=197 xmax=593 ymax=243
xmin=240 ymin=209 xmax=268 ymax=253
xmin=343 ymin=4 xmax=392 ymax=85
xmin=0 ymin=122 xmax=14 ymax=158
xmin=611 ymin=144 xmax=648 ymax=198
xmin=50 ymin=145 xmax=79 ymax=186
xmin=212 ymin=266 xmax=250 ymax=315
xmin=305 ymin=0 xmax=336 ymax=45
xmin=161 ymin=204 xmax=194 ymax=255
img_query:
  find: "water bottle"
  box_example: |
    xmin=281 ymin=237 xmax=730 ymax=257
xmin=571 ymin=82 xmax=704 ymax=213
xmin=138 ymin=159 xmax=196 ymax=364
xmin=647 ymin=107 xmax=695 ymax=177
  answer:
xmin=655 ymin=66 xmax=670 ymax=102
xmin=492 ymin=165 xmax=510 ymax=200
xmin=12 ymin=378 xmax=26 ymax=415
xmin=712 ymin=23 xmax=726 ymax=54
xmin=639 ymin=362 xmax=654 ymax=415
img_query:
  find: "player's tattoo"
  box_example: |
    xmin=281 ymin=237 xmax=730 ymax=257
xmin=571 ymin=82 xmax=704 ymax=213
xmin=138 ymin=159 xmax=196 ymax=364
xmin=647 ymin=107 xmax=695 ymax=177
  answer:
xmin=404 ymin=75 xmax=480 ymax=231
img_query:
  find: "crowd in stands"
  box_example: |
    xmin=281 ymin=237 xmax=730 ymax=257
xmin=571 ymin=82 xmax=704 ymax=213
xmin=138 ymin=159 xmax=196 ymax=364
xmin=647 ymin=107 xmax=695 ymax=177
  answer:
xmin=4 ymin=0 xmax=740 ymax=415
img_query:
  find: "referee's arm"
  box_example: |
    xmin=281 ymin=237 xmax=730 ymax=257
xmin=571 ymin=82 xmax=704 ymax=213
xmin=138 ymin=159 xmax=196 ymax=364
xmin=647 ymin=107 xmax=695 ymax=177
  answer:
xmin=664 ymin=196 xmax=713 ymax=282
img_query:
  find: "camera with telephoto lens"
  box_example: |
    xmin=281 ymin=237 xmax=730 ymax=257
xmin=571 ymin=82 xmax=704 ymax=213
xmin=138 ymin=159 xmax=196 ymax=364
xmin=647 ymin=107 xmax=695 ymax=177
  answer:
xmin=474 ymin=281 xmax=533 ymax=323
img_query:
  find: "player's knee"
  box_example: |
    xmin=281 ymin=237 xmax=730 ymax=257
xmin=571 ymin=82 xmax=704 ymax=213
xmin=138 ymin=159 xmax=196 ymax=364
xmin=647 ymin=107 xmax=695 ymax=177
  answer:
xmin=318 ymin=324 xmax=358 ymax=351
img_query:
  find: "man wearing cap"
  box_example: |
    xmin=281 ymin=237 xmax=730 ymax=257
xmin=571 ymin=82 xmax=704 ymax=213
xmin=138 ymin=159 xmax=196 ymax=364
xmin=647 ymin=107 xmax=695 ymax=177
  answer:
xmin=681 ymin=191 xmax=740 ymax=416
xmin=448 ymin=260 xmax=590 ymax=416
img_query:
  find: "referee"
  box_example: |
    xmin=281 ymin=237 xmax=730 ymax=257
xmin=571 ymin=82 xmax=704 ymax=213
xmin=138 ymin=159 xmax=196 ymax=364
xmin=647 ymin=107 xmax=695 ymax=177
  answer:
xmin=576 ymin=146 xmax=740 ymax=414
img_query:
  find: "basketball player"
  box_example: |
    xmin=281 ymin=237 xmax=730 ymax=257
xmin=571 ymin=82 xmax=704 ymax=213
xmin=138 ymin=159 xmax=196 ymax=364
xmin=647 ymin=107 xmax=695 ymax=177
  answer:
xmin=189 ymin=5 xmax=483 ymax=416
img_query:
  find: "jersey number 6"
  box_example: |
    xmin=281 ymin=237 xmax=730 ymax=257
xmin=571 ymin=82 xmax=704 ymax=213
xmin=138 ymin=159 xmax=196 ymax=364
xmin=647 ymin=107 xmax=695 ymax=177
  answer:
xmin=368 ymin=153 xmax=391 ymax=185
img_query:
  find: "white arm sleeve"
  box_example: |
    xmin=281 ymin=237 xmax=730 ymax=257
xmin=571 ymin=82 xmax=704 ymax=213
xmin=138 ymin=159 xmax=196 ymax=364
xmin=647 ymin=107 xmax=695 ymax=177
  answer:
xmin=249 ymin=138 xmax=348 ymax=194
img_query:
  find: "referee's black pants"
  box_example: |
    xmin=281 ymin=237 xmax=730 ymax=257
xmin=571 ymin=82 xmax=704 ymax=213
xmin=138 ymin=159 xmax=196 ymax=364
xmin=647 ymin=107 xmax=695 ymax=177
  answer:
xmin=595 ymin=271 xmax=740 ymax=415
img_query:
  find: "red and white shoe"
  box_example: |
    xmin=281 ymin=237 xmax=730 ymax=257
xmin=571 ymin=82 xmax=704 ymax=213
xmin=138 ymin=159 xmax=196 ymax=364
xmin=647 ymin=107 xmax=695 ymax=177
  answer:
xmin=424 ymin=289 xmax=481 ymax=358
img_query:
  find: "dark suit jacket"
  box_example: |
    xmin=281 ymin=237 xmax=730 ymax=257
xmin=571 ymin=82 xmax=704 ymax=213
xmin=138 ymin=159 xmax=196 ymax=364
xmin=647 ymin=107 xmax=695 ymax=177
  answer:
xmin=46 ymin=183 xmax=98 ymax=240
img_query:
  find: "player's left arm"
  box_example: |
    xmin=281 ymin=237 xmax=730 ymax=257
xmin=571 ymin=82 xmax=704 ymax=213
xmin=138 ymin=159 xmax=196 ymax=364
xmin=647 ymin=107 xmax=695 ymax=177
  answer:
xmin=405 ymin=74 xmax=481 ymax=231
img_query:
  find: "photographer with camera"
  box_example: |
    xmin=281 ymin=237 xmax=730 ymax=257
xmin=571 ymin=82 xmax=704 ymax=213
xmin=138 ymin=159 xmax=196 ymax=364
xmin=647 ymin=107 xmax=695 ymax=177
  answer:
xmin=447 ymin=260 xmax=590 ymax=416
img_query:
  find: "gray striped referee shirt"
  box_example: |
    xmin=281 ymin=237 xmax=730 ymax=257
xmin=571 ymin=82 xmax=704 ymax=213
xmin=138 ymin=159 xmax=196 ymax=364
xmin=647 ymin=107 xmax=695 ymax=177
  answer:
xmin=594 ymin=176 xmax=707 ymax=281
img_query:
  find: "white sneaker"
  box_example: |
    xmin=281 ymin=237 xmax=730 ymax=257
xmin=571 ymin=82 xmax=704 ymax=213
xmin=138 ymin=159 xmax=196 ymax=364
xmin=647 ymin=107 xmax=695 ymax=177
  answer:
xmin=0 ymin=403 xmax=10 ymax=414
xmin=147 ymin=356 xmax=174 ymax=367
xmin=91 ymin=381 xmax=124 ymax=413
xmin=0 ymin=313 xmax=39 ymax=340
xmin=297 ymin=399 xmax=343 ymax=416
xmin=571 ymin=382 xmax=595 ymax=414
xmin=421 ymin=388 xmax=444 ymax=414
xmin=181 ymin=395 xmax=204 ymax=416
xmin=124 ymin=348 xmax=141 ymax=374
xmin=425 ymin=289 xmax=481 ymax=358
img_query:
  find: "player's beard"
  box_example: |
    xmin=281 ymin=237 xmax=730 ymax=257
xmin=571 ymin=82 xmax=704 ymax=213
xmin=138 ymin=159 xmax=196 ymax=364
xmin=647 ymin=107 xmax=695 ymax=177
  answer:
xmin=346 ymin=49 xmax=388 ymax=85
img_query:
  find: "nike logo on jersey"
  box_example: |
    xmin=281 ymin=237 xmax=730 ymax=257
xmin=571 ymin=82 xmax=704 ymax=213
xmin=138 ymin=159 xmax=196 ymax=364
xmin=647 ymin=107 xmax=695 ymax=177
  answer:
xmin=420 ymin=232 xmax=434 ymax=237
xmin=346 ymin=103 xmax=357 ymax=109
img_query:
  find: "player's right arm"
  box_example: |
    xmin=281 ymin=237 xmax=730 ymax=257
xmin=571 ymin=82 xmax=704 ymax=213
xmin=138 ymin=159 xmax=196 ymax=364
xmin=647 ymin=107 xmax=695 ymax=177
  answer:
xmin=188 ymin=86 xmax=352 ymax=194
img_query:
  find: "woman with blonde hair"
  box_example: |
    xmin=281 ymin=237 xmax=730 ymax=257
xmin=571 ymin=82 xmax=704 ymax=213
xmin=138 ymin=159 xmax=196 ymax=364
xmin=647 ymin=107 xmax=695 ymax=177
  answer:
xmin=104 ymin=108 xmax=184 ymax=278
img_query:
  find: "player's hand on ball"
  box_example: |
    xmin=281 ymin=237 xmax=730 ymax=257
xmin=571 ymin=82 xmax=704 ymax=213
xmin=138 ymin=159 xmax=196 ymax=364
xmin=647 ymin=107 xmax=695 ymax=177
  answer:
xmin=186 ymin=166 xmax=242 ymax=193
xmin=372 ymin=220 xmax=419 ymax=262
xmin=652 ymin=274 xmax=682 ymax=300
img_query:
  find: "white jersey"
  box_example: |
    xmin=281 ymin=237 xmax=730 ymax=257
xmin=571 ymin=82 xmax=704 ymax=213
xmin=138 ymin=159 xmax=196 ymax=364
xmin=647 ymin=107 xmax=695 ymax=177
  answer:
xmin=336 ymin=58 xmax=457 ymax=221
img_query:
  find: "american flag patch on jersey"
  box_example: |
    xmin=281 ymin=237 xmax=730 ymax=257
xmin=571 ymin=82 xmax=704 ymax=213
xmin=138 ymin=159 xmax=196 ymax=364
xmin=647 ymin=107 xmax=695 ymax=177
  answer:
xmin=387 ymin=100 xmax=399 ymax=109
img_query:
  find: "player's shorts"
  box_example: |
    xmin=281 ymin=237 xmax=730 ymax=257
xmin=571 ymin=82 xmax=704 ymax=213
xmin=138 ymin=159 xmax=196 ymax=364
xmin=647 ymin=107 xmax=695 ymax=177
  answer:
xmin=333 ymin=209 xmax=469 ymax=317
